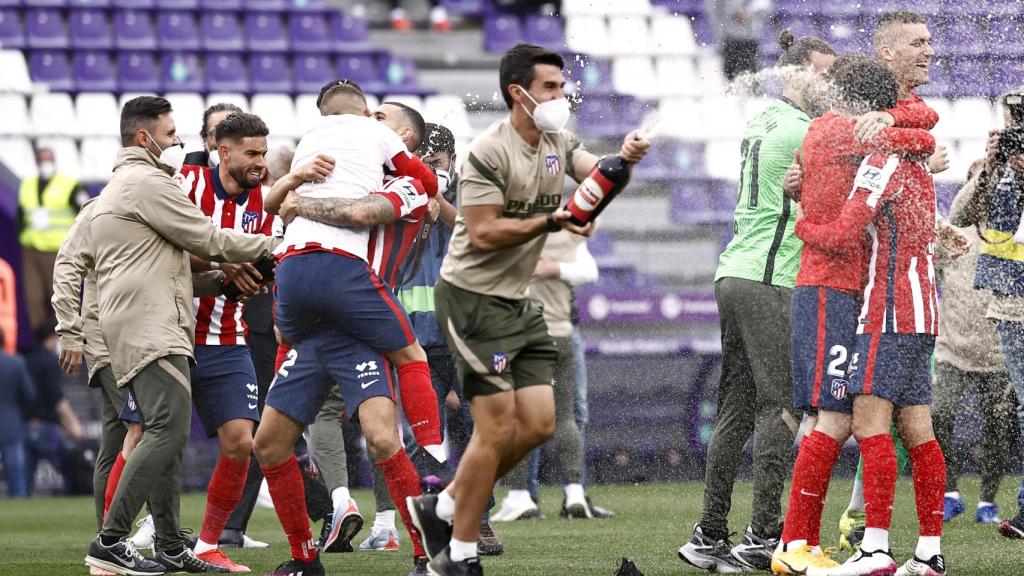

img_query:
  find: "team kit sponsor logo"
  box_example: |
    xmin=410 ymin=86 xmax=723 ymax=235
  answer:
xmin=356 ymin=360 xmax=381 ymax=389
xmin=504 ymin=192 xmax=562 ymax=217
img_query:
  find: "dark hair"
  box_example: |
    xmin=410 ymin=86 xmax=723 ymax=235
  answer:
xmin=418 ymin=123 xmax=455 ymax=157
xmin=382 ymin=101 xmax=426 ymax=152
xmin=498 ymin=43 xmax=564 ymax=109
xmin=120 ymin=96 xmax=173 ymax=147
xmin=319 ymin=82 xmax=368 ymax=115
xmin=214 ymin=112 xmax=269 ymax=142
xmin=874 ymin=11 xmax=927 ymax=46
xmin=829 ymin=54 xmax=899 ymax=113
xmin=201 ymin=103 xmax=243 ymax=141
xmin=316 ymin=78 xmax=364 ymax=110
xmin=776 ymin=30 xmax=835 ymax=67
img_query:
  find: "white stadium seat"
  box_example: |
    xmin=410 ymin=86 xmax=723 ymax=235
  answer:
xmin=705 ymin=139 xmax=741 ymax=181
xmin=612 ymin=56 xmax=658 ymax=99
xmin=206 ymin=93 xmax=249 ymax=112
xmin=424 ymin=94 xmax=472 ymax=140
xmin=164 ymin=93 xmax=206 ymax=148
xmin=605 ymin=0 xmax=652 ymax=17
xmin=0 ymin=137 xmax=38 ymax=179
xmin=251 ymin=94 xmax=300 ymax=139
xmin=36 ymin=137 xmax=82 ymax=180
xmin=0 ymin=95 xmax=30 ymax=136
xmin=79 ymin=136 xmax=122 ymax=182
xmin=31 ymin=93 xmax=78 ymax=137
xmin=294 ymin=94 xmax=321 ymax=136
xmin=650 ymin=15 xmax=697 ymax=56
xmin=118 ymin=92 xmax=156 ymax=110
xmin=608 ymin=17 xmax=653 ymax=56
xmin=381 ymin=94 xmax=423 ymax=112
xmin=561 ymin=0 xmax=615 ymax=17
xmin=76 ymin=93 xmax=121 ymax=138
xmin=0 ymin=50 xmax=33 ymax=94
xmin=654 ymin=97 xmax=701 ymax=140
xmin=565 ymin=16 xmax=611 ymax=58
xmin=655 ymin=56 xmax=698 ymax=97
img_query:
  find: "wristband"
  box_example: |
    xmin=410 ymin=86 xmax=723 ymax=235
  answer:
xmin=210 ymin=261 xmax=219 ymax=270
xmin=545 ymin=212 xmax=561 ymax=232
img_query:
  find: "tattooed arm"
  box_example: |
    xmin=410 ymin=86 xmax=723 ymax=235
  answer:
xmin=278 ymin=193 xmax=398 ymax=228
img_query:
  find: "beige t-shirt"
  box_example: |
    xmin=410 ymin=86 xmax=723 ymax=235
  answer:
xmin=528 ymin=231 xmax=580 ymax=338
xmin=441 ymin=117 xmax=584 ymax=299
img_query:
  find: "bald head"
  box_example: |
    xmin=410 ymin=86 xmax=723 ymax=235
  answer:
xmin=319 ymin=83 xmax=370 ymax=117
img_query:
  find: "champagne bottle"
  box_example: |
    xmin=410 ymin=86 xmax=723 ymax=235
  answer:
xmin=565 ymin=153 xmax=633 ymax=226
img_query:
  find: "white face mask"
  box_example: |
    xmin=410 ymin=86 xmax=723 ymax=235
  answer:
xmin=209 ymin=151 xmax=220 ymax=167
xmin=146 ymin=131 xmax=186 ymax=172
xmin=516 ymin=86 xmax=571 ymax=133
xmin=38 ymin=161 xmax=55 ymax=179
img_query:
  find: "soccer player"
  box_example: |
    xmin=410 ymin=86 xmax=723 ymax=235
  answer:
xmin=677 ymin=31 xmax=835 ymax=573
xmin=406 ymin=43 xmax=649 ymax=576
xmin=183 ymin=103 xmax=243 ymax=169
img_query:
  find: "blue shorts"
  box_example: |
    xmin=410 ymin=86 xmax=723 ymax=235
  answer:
xmin=791 ymin=286 xmax=858 ymax=414
xmin=118 ymin=391 xmax=141 ymax=424
xmin=847 ymin=332 xmax=935 ymax=407
xmin=191 ymin=344 xmax=260 ymax=438
xmin=266 ymin=330 xmax=395 ymax=425
xmin=275 ymin=251 xmax=415 ymax=353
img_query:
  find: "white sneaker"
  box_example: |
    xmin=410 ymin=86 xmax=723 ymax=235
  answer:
xmin=831 ymin=548 xmax=898 ymax=576
xmin=128 ymin=515 xmax=155 ymax=552
xmin=895 ymin=554 xmax=946 ymax=576
xmin=490 ymin=495 xmax=540 ymax=522
xmin=359 ymin=526 xmax=401 ymax=551
xmin=256 ymin=479 xmax=274 ymax=509
xmin=242 ymin=534 xmax=269 ymax=549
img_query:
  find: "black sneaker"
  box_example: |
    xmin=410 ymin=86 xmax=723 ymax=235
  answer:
xmin=217 ymin=529 xmax=244 ymax=549
xmin=677 ymin=524 xmax=747 ymax=573
xmin=409 ymin=556 xmax=429 ymax=576
xmin=729 ymin=525 xmax=778 ymax=572
xmin=999 ymin=514 xmax=1024 ymax=539
xmin=86 ymin=536 xmax=167 ymax=575
xmin=557 ymin=495 xmax=615 ymax=519
xmin=428 ymin=547 xmax=484 ymax=576
xmin=406 ymin=494 xmax=453 ymax=561
xmin=155 ymin=548 xmax=229 ymax=573
xmin=263 ymin=556 xmax=325 ymax=576
xmin=476 ymin=521 xmax=503 ymax=556
xmin=898 ymin=554 xmax=946 ymax=575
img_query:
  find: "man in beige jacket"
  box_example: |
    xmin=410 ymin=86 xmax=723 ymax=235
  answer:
xmin=84 ymin=96 xmax=278 ymax=576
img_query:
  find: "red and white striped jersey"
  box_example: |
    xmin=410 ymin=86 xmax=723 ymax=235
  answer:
xmin=796 ymin=153 xmax=938 ymax=335
xmin=180 ymin=164 xmax=275 ymax=346
xmin=367 ymin=173 xmax=444 ymax=289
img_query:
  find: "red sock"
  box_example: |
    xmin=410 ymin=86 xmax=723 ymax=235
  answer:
xmin=910 ymin=439 xmax=945 ymax=537
xmin=262 ymin=455 xmax=317 ymax=562
xmin=397 ymin=361 xmax=442 ymax=448
xmin=860 ymin=433 xmax=897 ymax=530
xmin=199 ymin=454 xmax=250 ymax=546
xmin=377 ymin=448 xmax=426 ymax=558
xmin=782 ymin=431 xmax=841 ymax=546
xmin=274 ymin=344 xmax=292 ymax=373
xmin=103 ymin=452 xmax=128 ymax=521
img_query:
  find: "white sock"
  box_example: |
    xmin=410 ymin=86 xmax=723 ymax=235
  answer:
xmin=945 ymin=491 xmax=961 ymax=499
xmin=564 ymin=483 xmax=585 ymax=503
xmin=978 ymin=500 xmax=995 ymax=508
xmin=331 ymin=487 xmax=351 ymax=510
xmin=915 ymin=535 xmax=941 ymax=559
xmin=436 ymin=488 xmax=455 ymax=524
xmin=372 ymin=510 xmax=395 ymax=531
xmin=449 ymin=538 xmax=477 ymax=562
xmin=429 ymin=5 xmax=448 ymax=24
xmin=783 ymin=539 xmax=807 ymax=552
xmin=862 ymin=528 xmax=889 ymax=553
xmin=848 ymin=477 xmax=865 ymax=512
xmin=505 ymin=489 xmax=533 ymax=507
xmin=423 ymin=444 xmax=447 ymax=463
xmin=194 ymin=539 xmax=217 ymax=555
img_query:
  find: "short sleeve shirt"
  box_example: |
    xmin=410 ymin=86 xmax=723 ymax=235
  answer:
xmin=441 ymin=118 xmax=584 ymax=299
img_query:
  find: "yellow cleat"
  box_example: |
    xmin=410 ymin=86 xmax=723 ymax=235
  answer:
xmin=771 ymin=544 xmax=840 ymax=576
xmin=838 ymin=509 xmax=867 ymax=553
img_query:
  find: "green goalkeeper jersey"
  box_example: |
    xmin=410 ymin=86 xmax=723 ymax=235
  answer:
xmin=715 ymin=97 xmax=809 ymax=288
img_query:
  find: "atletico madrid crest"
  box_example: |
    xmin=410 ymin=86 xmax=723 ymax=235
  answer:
xmin=831 ymin=378 xmax=848 ymax=400
xmin=492 ymin=352 xmax=509 ymax=374
xmin=545 ymin=154 xmax=560 ymax=176
xmin=241 ymin=210 xmax=260 ymax=233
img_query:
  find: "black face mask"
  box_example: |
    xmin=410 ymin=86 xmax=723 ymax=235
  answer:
xmin=443 ymin=172 xmax=458 ymax=205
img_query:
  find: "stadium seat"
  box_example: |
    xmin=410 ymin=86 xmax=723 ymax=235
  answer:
xmin=381 ymin=54 xmax=422 ymax=94
xmin=251 ymin=93 xmax=300 ymax=138
xmin=945 ymin=58 xmax=988 ymax=98
xmin=0 ymin=8 xmax=25 ymax=49
xmin=523 ymin=15 xmax=563 ymax=47
xmin=157 ymin=11 xmax=201 ymax=51
xmin=30 ymin=92 xmax=77 ymax=136
xmin=76 ymin=93 xmax=121 ymax=138
xmin=69 ymin=8 xmax=113 ymax=50
xmin=164 ymin=92 xmax=206 ymax=142
xmin=113 ymin=0 xmax=155 ymax=8
xmin=294 ymin=93 xmax=320 ymax=133
xmin=483 ymin=14 xmax=522 ymax=54
xmin=37 ymin=136 xmax=83 ymax=179
xmin=206 ymin=53 xmax=250 ymax=93
xmin=161 ymin=52 xmax=204 ymax=93
xmin=694 ymin=55 xmax=724 ymax=93
xmin=116 ymin=51 xmax=159 ymax=92
xmin=71 ymin=0 xmax=114 ymax=6
xmin=565 ymin=55 xmax=613 ymax=96
xmin=79 ymin=136 xmax=121 ymax=181
xmin=0 ymin=137 xmax=38 ymax=179
xmin=611 ymin=56 xmax=659 ymax=99
xmin=987 ymin=17 xmax=1024 ymax=57
xmin=293 ymin=54 xmax=334 ymax=94
xmin=24 ymin=0 xmax=68 ymax=6
xmin=992 ymin=58 xmax=1024 ymax=98
xmin=250 ymin=53 xmax=292 ymax=93
xmin=575 ymin=94 xmax=621 ymax=138
xmin=653 ymin=97 xmax=699 ymax=140
xmin=381 ymin=94 xmax=423 ymax=115
xmin=114 ymin=9 xmax=156 ymax=50
xmin=689 ymin=13 xmax=714 ymax=48
xmin=74 ymin=50 xmax=116 ymax=92
xmin=200 ymin=0 xmax=242 ymax=9
xmin=655 ymin=56 xmax=699 ymax=97
xmin=206 ymin=92 xmax=249 ymax=112
xmin=336 ymin=53 xmax=380 ymax=92
xmin=331 ymin=11 xmax=370 ymax=50
xmin=936 ymin=16 xmax=985 ymax=57
xmin=0 ymin=50 xmax=33 ymax=93
xmin=604 ymin=0 xmax=651 ymax=17
xmin=28 ymin=49 xmax=73 ymax=91
xmin=26 ymin=8 xmax=68 ymax=49
xmin=0 ymin=95 xmax=31 ymax=136
xmin=649 ymin=15 xmax=697 ymax=56
xmin=608 ymin=17 xmax=653 ymax=56
xmin=423 ymin=94 xmax=472 ymax=139
xmin=289 ymin=13 xmax=331 ymax=53
xmin=565 ymin=16 xmax=611 ymax=58
xmin=200 ymin=12 xmax=244 ymax=52
xmin=245 ymin=12 xmax=288 ymax=52
xmin=248 ymin=0 xmax=286 ymax=10
xmin=916 ymin=59 xmax=950 ymax=99
xmin=773 ymin=0 xmax=819 ymax=16
xmin=705 ymin=139 xmax=741 ymax=180
xmin=157 ymin=0 xmax=198 ymax=8
xmin=561 ymin=0 xmax=611 ymax=16
xmin=822 ymin=16 xmax=867 ymax=54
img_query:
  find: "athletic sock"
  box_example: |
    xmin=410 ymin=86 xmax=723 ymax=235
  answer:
xmin=848 ymin=475 xmax=865 ymax=513
xmin=449 ymin=538 xmax=477 ymax=562
xmin=262 ymin=455 xmax=317 ymax=562
xmin=331 ymin=487 xmax=351 ymax=510
xmin=781 ymin=430 xmax=841 ymax=547
xmin=198 ymin=454 xmax=250 ymax=552
xmin=916 ymin=535 xmax=941 ymax=559
xmin=436 ymin=488 xmax=455 ymax=523
xmin=377 ymin=448 xmax=426 ymax=558
xmin=396 ymin=361 xmax=443 ymax=450
xmin=910 ymin=440 xmax=946 ymax=538
xmin=862 ymin=527 xmax=889 ymax=553
xmin=860 ymin=433 xmax=897 ymax=533
xmin=103 ymin=452 xmax=128 ymax=520
xmin=373 ymin=510 xmax=396 ymax=531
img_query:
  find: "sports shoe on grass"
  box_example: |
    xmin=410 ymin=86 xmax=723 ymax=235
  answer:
xmin=86 ymin=536 xmax=166 ymax=576
xmin=677 ymin=524 xmax=748 ymax=573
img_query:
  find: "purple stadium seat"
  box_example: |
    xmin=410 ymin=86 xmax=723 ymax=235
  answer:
xmin=946 ymin=57 xmax=989 ymax=98
xmin=161 ymin=52 xmax=204 ymax=92
xmin=523 ymin=15 xmax=563 ymax=46
xmin=201 ymin=0 xmax=241 ymax=9
xmin=671 ymin=180 xmax=732 ymax=225
xmin=992 ymin=58 xmax=1024 ymax=97
xmin=114 ymin=10 xmax=156 ymax=50
xmin=336 ymin=53 xmax=381 ymax=92
xmin=200 ymin=12 xmax=243 ymax=52
xmin=0 ymin=9 xmax=25 ymax=49
xmin=117 ymin=51 xmax=160 ymax=92
xmin=206 ymin=52 xmax=250 ymax=93
xmin=565 ymin=55 xmax=613 ymax=96
xmin=248 ymin=0 xmax=286 ymax=10
xmin=987 ymin=18 xmax=1024 ymax=57
xmin=772 ymin=0 xmax=819 ymax=17
xmin=650 ymin=0 xmax=703 ymax=15
xmin=936 ymin=17 xmax=985 ymax=57
xmin=112 ymin=0 xmax=154 ymax=7
xmin=69 ymin=0 xmax=113 ymax=6
xmin=294 ymin=54 xmax=334 ymax=93
xmin=636 ymin=140 xmax=703 ymax=181
xmin=915 ymin=59 xmax=950 ymax=99
xmin=483 ymin=14 xmax=521 ymax=54
xmin=250 ymin=53 xmax=292 ymax=93
xmin=24 ymin=0 xmax=67 ymax=6
xmin=818 ymin=2 xmax=861 ymax=17
xmin=439 ymin=0 xmax=485 ymax=17
xmin=245 ymin=12 xmax=288 ymax=52
xmin=289 ymin=13 xmax=331 ymax=52
xmin=576 ymin=96 xmax=620 ymax=138
xmin=966 ymin=0 xmax=1022 ymax=16
xmin=380 ymin=54 xmax=421 ymax=92
xmin=69 ymin=9 xmax=113 ymax=50
xmin=689 ymin=13 xmax=713 ymax=47
xmin=331 ymin=11 xmax=370 ymax=49
xmin=26 ymin=8 xmax=68 ymax=49
xmin=157 ymin=0 xmax=198 ymax=8
xmin=28 ymin=50 xmax=73 ymax=91
xmin=74 ymin=51 xmax=116 ymax=91
xmin=286 ymin=0 xmax=328 ymax=10
xmin=157 ymin=11 xmax=200 ymax=51
xmin=822 ymin=16 xmax=867 ymax=53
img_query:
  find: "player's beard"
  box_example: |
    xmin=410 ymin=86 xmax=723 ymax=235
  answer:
xmin=229 ymin=163 xmax=261 ymax=190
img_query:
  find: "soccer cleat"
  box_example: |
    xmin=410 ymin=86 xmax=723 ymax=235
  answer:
xmin=358 ymin=526 xmax=401 ymax=551
xmin=195 ymin=549 xmax=250 ymax=573
xmin=677 ymin=524 xmax=748 ymax=573
xmin=976 ymin=503 xmax=1000 ymax=524
xmin=895 ymin=554 xmax=946 ymax=576
xmin=262 ymin=556 xmax=325 ymax=576
xmin=839 ymin=509 xmax=866 ymax=553
xmin=130 ymin=515 xmax=156 ymax=553
xmin=770 ymin=544 xmax=839 ymax=576
xmin=829 ymin=548 xmax=897 ymax=576
xmin=477 ymin=521 xmax=504 ymax=556
xmin=86 ymin=536 xmax=166 ymax=576
xmin=998 ymin=514 xmax=1024 ymax=539
xmin=585 ymin=496 xmax=615 ymax=519
xmin=730 ymin=525 xmax=778 ymax=572
xmin=406 ymin=494 xmax=453 ymax=561
xmin=428 ymin=547 xmax=484 ymax=576
xmin=490 ymin=496 xmax=540 ymax=522
xmin=942 ymin=495 xmax=965 ymax=522
xmin=155 ymin=548 xmax=229 ymax=573
xmin=319 ymin=498 xmax=363 ymax=553
xmin=409 ymin=556 xmax=429 ymax=576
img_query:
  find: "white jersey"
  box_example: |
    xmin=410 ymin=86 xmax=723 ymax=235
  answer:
xmin=277 ymin=114 xmax=409 ymax=261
